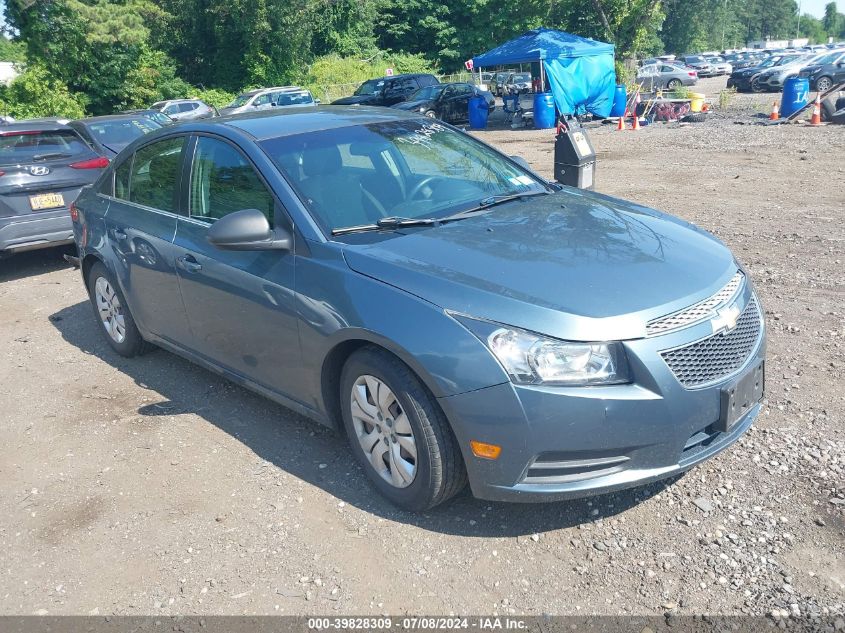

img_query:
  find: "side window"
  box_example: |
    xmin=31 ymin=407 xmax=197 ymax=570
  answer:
xmin=455 ymin=84 xmax=473 ymax=96
xmin=254 ymin=93 xmax=272 ymax=106
xmin=128 ymin=137 xmax=185 ymax=212
xmin=179 ymin=103 xmax=195 ymax=113
xmin=114 ymin=157 xmax=132 ymax=199
xmin=163 ymin=104 xmax=180 ymax=115
xmin=189 ymin=137 xmax=274 ymax=223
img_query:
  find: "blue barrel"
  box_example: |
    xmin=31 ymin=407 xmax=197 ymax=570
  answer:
xmin=781 ymin=77 xmax=809 ymax=118
xmin=468 ymin=95 xmax=489 ymax=129
xmin=533 ymin=92 xmax=556 ymax=129
xmin=610 ymin=85 xmax=627 ymax=117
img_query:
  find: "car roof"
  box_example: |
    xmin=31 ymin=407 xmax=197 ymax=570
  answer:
xmin=189 ymin=105 xmax=418 ymax=141
xmin=0 ymin=121 xmax=72 ymax=132
xmin=71 ymin=114 xmax=155 ymax=125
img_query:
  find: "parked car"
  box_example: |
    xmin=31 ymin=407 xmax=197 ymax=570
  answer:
xmin=756 ymin=52 xmax=829 ymax=91
xmin=392 ymin=82 xmax=495 ymax=123
xmin=799 ymin=50 xmax=845 ymax=91
xmin=493 ymin=70 xmax=517 ymax=96
xmin=150 ymin=99 xmax=216 ymax=121
xmin=637 ymin=63 xmax=698 ymax=90
xmin=219 ymin=86 xmax=317 ymax=116
xmin=68 ymin=114 xmax=162 ymax=159
xmin=682 ymin=55 xmax=716 ymax=77
xmin=70 ymin=106 xmax=765 ymax=510
xmin=704 ymin=56 xmax=733 ymax=75
xmin=331 ymin=74 xmax=439 ymax=107
xmin=0 ymin=122 xmax=108 ymax=256
xmin=727 ymin=54 xmax=798 ymax=92
xmin=121 ymin=109 xmax=174 ymax=126
xmin=503 ymin=72 xmax=533 ymax=95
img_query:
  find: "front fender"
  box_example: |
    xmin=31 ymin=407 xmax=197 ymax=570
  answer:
xmin=295 ymin=241 xmax=509 ymax=415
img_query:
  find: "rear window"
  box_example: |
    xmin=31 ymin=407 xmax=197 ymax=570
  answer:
xmin=86 ymin=118 xmax=161 ymax=152
xmin=0 ymin=129 xmax=91 ymax=166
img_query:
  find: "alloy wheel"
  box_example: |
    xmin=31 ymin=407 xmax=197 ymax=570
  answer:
xmin=94 ymin=276 xmax=126 ymax=344
xmin=816 ymin=77 xmax=832 ymax=92
xmin=350 ymin=375 xmax=417 ymax=488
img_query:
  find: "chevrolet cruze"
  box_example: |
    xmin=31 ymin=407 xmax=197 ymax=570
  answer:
xmin=70 ymin=107 xmax=766 ymax=510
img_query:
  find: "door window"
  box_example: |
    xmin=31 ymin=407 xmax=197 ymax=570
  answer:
xmin=128 ymin=137 xmax=185 ymax=212
xmin=454 ymin=84 xmax=473 ymax=96
xmin=114 ymin=157 xmax=132 ymax=199
xmin=163 ymin=104 xmax=180 ymax=115
xmin=254 ymin=93 xmax=273 ymax=106
xmin=188 ymin=137 xmax=274 ymax=223
xmin=179 ymin=103 xmax=196 ymax=112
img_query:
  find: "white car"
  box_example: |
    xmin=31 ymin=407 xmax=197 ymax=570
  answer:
xmin=757 ymin=52 xmax=831 ymax=91
xmin=219 ymin=87 xmax=317 ymax=116
xmin=704 ymin=57 xmax=733 ymax=75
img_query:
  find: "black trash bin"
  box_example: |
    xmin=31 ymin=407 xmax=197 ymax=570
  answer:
xmin=553 ymin=121 xmax=596 ymax=190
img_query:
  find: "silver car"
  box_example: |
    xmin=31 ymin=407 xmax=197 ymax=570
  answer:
xmin=218 ymin=86 xmax=317 ymax=116
xmin=151 ymin=99 xmax=216 ymax=121
xmin=637 ymin=63 xmax=699 ymax=90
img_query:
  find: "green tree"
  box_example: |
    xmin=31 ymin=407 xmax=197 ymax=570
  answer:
xmin=0 ymin=63 xmax=86 ymax=119
xmin=0 ymin=37 xmax=27 ymax=62
xmin=823 ymin=2 xmax=840 ymax=37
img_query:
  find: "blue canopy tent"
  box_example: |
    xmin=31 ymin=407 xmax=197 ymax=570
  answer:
xmin=472 ymin=28 xmax=616 ymax=118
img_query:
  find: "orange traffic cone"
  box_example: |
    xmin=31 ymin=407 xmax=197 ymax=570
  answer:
xmin=769 ymin=101 xmax=779 ymax=121
xmin=809 ymin=93 xmax=821 ymax=125
xmin=631 ymin=114 xmax=641 ymax=131
xmin=616 ymin=116 xmax=626 ymax=131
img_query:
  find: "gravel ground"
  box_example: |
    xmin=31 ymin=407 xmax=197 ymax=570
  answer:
xmin=0 ymin=76 xmax=843 ymax=619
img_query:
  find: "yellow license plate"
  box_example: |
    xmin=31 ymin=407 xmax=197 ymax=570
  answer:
xmin=29 ymin=192 xmax=65 ymax=211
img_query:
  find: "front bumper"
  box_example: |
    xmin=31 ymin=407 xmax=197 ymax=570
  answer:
xmin=439 ymin=288 xmax=765 ymax=503
xmin=0 ymin=209 xmax=74 ymax=253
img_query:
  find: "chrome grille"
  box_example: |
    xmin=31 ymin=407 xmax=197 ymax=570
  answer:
xmin=660 ymin=295 xmax=762 ymax=388
xmin=647 ymin=271 xmax=744 ymax=336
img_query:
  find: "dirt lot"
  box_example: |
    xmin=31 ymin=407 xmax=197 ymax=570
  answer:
xmin=1 ymin=76 xmax=843 ymax=619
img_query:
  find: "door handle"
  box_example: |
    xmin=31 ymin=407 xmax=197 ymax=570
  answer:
xmin=176 ymin=255 xmax=202 ymax=273
xmin=111 ymin=228 xmax=127 ymax=241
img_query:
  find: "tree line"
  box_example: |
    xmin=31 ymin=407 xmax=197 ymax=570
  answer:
xmin=2 ymin=0 xmax=844 ymax=119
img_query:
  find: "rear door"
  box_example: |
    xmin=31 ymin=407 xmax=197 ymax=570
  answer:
xmin=104 ymin=135 xmax=192 ymax=345
xmin=834 ymin=54 xmax=845 ymax=83
xmin=172 ymin=134 xmax=303 ymax=397
xmin=446 ymin=84 xmax=474 ymax=122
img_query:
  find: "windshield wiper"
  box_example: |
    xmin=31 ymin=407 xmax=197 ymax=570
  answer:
xmin=33 ymin=152 xmax=73 ymax=162
xmin=331 ymin=190 xmax=551 ymax=236
xmin=331 ymin=216 xmax=439 ymax=236
xmin=437 ymin=189 xmax=551 ymax=223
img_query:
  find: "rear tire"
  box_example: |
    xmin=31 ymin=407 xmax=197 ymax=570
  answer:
xmin=816 ymin=76 xmax=833 ymax=92
xmin=340 ymin=346 xmax=467 ymax=511
xmin=86 ymin=261 xmax=149 ymax=357
xmin=423 ymin=109 xmax=437 ymax=119
xmin=667 ymin=79 xmax=681 ymax=89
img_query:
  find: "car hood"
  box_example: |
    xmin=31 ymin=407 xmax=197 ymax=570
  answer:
xmin=332 ymin=95 xmax=376 ymax=105
xmin=394 ymin=99 xmax=433 ymax=111
xmin=342 ymin=189 xmax=737 ymax=341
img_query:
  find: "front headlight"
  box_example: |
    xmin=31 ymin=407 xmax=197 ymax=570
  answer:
xmin=453 ymin=315 xmax=631 ymax=386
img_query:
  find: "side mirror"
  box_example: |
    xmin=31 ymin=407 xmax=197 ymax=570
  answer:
xmin=207 ymin=209 xmax=292 ymax=251
xmin=509 ymin=155 xmax=531 ymax=171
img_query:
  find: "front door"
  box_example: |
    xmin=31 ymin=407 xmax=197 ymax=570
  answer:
xmin=105 ymin=136 xmax=192 ymax=345
xmin=172 ymin=135 xmax=304 ymax=399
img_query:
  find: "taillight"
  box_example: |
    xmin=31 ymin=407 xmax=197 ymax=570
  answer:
xmin=689 ymin=71 xmax=697 ymax=76
xmin=70 ymin=156 xmax=109 ymax=169
xmin=69 ymin=202 xmax=79 ymax=222
xmin=0 ymin=170 xmax=5 ymax=177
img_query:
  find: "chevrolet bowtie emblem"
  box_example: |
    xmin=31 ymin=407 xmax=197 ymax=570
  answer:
xmin=711 ymin=303 xmax=741 ymax=334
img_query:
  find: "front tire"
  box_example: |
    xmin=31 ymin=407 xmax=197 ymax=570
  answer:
xmin=340 ymin=347 xmax=467 ymax=511
xmin=86 ymin=261 xmax=148 ymax=357
xmin=423 ymin=109 xmax=437 ymax=119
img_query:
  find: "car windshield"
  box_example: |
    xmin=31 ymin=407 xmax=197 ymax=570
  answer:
xmin=355 ymin=79 xmax=385 ymax=96
xmin=86 ymin=118 xmax=161 ymax=152
xmin=511 ymin=73 xmax=531 ymax=82
xmin=227 ymin=93 xmax=255 ymax=108
xmin=0 ymin=129 xmax=91 ymax=165
xmin=408 ymin=85 xmax=445 ymax=101
xmin=276 ymin=91 xmax=314 ymax=106
xmin=260 ymin=119 xmax=547 ymax=233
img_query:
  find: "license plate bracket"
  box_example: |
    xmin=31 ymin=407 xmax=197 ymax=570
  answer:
xmin=718 ymin=361 xmax=764 ymax=432
xmin=29 ymin=192 xmax=65 ymax=211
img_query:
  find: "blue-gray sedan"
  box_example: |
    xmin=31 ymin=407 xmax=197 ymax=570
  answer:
xmin=70 ymin=107 xmax=766 ymax=510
